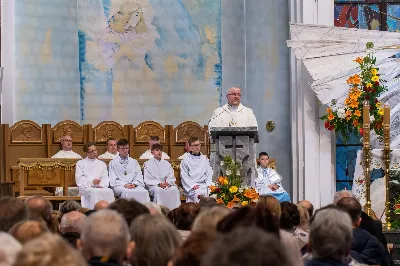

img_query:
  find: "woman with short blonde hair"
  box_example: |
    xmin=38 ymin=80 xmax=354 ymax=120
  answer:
xmin=257 ymin=195 xmax=281 ymax=217
xmin=130 ymin=214 xmax=181 ymax=266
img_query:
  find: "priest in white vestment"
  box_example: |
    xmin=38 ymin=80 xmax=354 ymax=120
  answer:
xmin=255 ymin=152 xmax=290 ymax=202
xmin=139 ymin=136 xmax=170 ymax=160
xmin=177 ymin=141 xmax=190 ymax=160
xmin=180 ymin=137 xmax=213 ymax=203
xmin=98 ymin=138 xmax=119 ymax=159
xmin=143 ymin=144 xmax=180 ymax=209
xmin=75 ymin=142 xmax=115 ymax=209
xmin=109 ymin=139 xmax=150 ymax=203
xmin=208 ymin=87 xmax=258 ymax=128
xmin=52 ymin=135 xmax=82 ymax=196
xmin=52 ymin=135 xmax=83 ymax=159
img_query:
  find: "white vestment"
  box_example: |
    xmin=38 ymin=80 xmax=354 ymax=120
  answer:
xmin=143 ymin=158 xmax=180 ymax=209
xmin=177 ymin=152 xmax=188 ymax=160
xmin=180 ymin=153 xmax=213 ymax=203
xmin=52 ymin=150 xmax=82 ymax=196
xmin=75 ymin=157 xmax=115 ymax=209
xmin=255 ymin=166 xmax=291 ymax=202
xmin=109 ymin=156 xmax=150 ymax=203
xmin=139 ymin=149 xmax=170 ymax=160
xmin=208 ymin=103 xmax=258 ymax=128
xmin=98 ymin=151 xmax=119 ymax=160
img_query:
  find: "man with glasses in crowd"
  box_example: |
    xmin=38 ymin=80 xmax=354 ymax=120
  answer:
xmin=108 ymin=139 xmax=150 ymax=203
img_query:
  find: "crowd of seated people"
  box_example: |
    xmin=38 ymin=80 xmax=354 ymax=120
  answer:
xmin=0 ymin=188 xmax=393 ymax=266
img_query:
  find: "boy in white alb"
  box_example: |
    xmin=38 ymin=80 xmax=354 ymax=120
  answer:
xmin=144 ymin=143 xmax=180 ymax=209
xmin=98 ymin=138 xmax=119 ymax=159
xmin=75 ymin=142 xmax=115 ymax=209
xmin=180 ymin=137 xmax=213 ymax=203
xmin=255 ymin=152 xmax=290 ymax=202
xmin=109 ymin=139 xmax=150 ymax=203
xmin=139 ymin=136 xmax=170 ymax=160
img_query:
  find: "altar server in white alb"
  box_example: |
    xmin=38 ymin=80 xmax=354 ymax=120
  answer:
xmin=143 ymin=143 xmax=180 ymax=209
xmin=255 ymin=152 xmax=290 ymax=202
xmin=139 ymin=136 xmax=170 ymax=160
xmin=52 ymin=135 xmax=83 ymax=159
xmin=208 ymin=87 xmax=258 ymax=128
xmin=98 ymin=138 xmax=119 ymax=159
xmin=109 ymin=139 xmax=150 ymax=202
xmin=180 ymin=136 xmax=213 ymax=203
xmin=75 ymin=142 xmax=115 ymax=209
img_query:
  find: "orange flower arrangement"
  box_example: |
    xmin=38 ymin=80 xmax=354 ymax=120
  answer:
xmin=209 ymin=156 xmax=259 ymax=208
xmin=321 ymin=49 xmax=386 ymax=142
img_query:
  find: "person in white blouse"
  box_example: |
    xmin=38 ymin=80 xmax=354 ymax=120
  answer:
xmin=143 ymin=143 xmax=180 ymax=209
xmin=52 ymin=135 xmax=82 ymax=159
xmin=180 ymin=137 xmax=213 ymax=203
xmin=98 ymin=138 xmax=119 ymax=159
xmin=109 ymin=139 xmax=150 ymax=203
xmin=75 ymin=142 xmax=115 ymax=209
xmin=139 ymin=136 xmax=170 ymax=160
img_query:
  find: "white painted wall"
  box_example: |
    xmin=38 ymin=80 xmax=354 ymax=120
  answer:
xmin=289 ymin=0 xmax=336 ymax=208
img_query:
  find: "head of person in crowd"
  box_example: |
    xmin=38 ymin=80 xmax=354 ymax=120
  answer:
xmin=0 ymin=232 xmax=22 ymax=266
xmin=297 ymin=205 xmax=310 ymax=231
xmin=333 ymin=190 xmax=353 ymax=204
xmin=0 ymin=197 xmax=27 ymax=232
xmin=298 ymin=200 xmax=314 ymax=218
xmin=217 ymin=205 xmax=280 ymax=239
xmin=198 ymin=197 xmax=217 ymax=209
xmin=336 ymin=197 xmax=362 ymax=228
xmin=143 ymin=201 xmax=162 ymax=215
xmin=58 ymin=200 xmax=81 ymax=222
xmin=280 ymin=202 xmax=301 ymax=232
xmin=130 ymin=214 xmax=181 ymax=266
xmin=24 ymin=196 xmax=54 ymax=232
xmin=94 ymin=200 xmax=110 ymax=211
xmin=60 ymin=211 xmax=87 ymax=248
xmin=169 ymin=203 xmax=201 ymax=231
xmin=201 ymin=227 xmax=290 ymax=266
xmin=160 ymin=205 xmax=171 ymax=217
xmin=9 ymin=220 xmax=49 ymax=244
xmin=257 ymin=195 xmax=281 ymax=217
xmin=308 ymin=206 xmax=353 ymax=262
xmin=79 ymin=209 xmax=134 ymax=264
xmin=191 ymin=205 xmax=231 ymax=236
xmin=14 ymin=233 xmax=87 ymax=266
xmin=108 ymin=198 xmax=150 ymax=226
xmin=169 ymin=231 xmax=216 ymax=266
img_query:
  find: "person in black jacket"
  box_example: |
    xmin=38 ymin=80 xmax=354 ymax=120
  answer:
xmin=337 ymin=197 xmax=391 ymax=266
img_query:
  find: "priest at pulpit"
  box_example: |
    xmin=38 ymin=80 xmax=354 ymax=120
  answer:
xmin=75 ymin=142 xmax=115 ymax=209
xmin=208 ymin=87 xmax=258 ymax=128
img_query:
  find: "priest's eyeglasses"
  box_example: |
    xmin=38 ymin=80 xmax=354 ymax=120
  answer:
xmin=227 ymin=93 xmax=241 ymax=97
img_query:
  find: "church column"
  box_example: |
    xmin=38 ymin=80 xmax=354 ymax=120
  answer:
xmin=1 ymin=0 xmax=15 ymax=124
xmin=289 ymin=0 xmax=335 ymax=208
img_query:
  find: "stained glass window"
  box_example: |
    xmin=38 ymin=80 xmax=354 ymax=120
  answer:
xmin=334 ymin=0 xmax=400 ymax=191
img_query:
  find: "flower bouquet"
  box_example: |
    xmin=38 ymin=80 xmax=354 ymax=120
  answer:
xmin=321 ymin=43 xmax=387 ymax=142
xmin=209 ymin=156 xmax=259 ymax=208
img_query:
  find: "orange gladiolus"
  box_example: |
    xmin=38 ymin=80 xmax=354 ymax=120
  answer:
xmin=216 ymin=198 xmax=224 ymax=204
xmin=209 ymin=186 xmax=217 ymax=192
xmin=354 ymin=57 xmax=363 ymax=64
xmin=218 ymin=176 xmax=225 ymax=184
xmin=354 ymin=110 xmax=361 ymax=117
xmin=350 ymin=101 xmax=359 ymax=109
xmin=353 ymin=120 xmax=359 ymax=127
xmin=233 ymin=195 xmax=241 ymax=202
xmin=227 ymin=201 xmax=235 ymax=209
xmin=327 ymin=112 xmax=334 ymax=121
xmin=352 ymin=74 xmax=361 ymax=85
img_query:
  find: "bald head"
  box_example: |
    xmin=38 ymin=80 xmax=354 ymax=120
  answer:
xmin=333 ymin=190 xmax=353 ymax=204
xmin=60 ymin=211 xmax=87 ymax=235
xmin=94 ymin=200 xmax=110 ymax=211
xmin=298 ymin=200 xmax=314 ymax=218
xmin=336 ymin=197 xmax=362 ymax=226
xmin=9 ymin=220 xmax=49 ymax=244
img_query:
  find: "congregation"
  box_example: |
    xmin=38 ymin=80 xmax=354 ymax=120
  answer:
xmin=0 ymin=189 xmax=393 ymax=266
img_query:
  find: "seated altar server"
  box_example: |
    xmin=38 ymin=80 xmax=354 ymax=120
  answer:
xmin=180 ymin=136 xmax=213 ymax=203
xmin=143 ymin=143 xmax=180 ymax=209
xmin=255 ymin=152 xmax=290 ymax=202
xmin=177 ymin=141 xmax=190 ymax=160
xmin=98 ymin=138 xmax=119 ymax=159
xmin=52 ymin=135 xmax=82 ymax=196
xmin=139 ymin=136 xmax=170 ymax=159
xmin=109 ymin=139 xmax=150 ymax=203
xmin=52 ymin=135 xmax=82 ymax=159
xmin=75 ymin=142 xmax=115 ymax=209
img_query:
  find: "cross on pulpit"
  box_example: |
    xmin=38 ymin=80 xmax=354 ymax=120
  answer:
xmin=225 ymin=144 xmax=244 ymax=162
